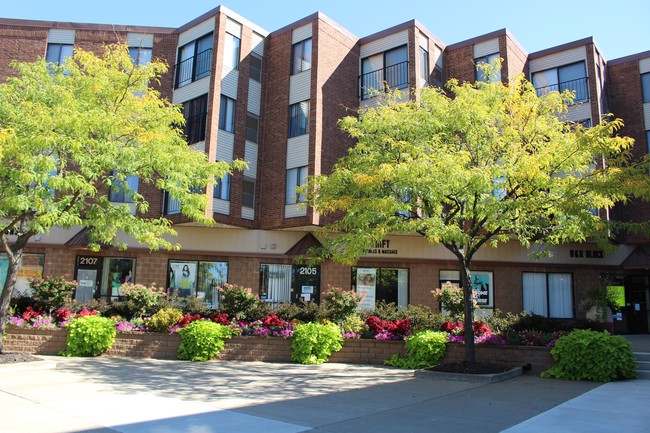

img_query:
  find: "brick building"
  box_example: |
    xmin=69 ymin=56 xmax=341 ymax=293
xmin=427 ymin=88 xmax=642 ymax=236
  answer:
xmin=1 ymin=5 xmax=648 ymax=333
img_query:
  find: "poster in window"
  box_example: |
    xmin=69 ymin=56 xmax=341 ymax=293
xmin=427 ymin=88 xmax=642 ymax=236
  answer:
xmin=197 ymin=261 xmax=227 ymax=307
xmin=471 ymin=271 xmax=493 ymax=309
xmin=356 ymin=267 xmax=376 ymax=310
xmin=169 ymin=261 xmax=197 ymax=297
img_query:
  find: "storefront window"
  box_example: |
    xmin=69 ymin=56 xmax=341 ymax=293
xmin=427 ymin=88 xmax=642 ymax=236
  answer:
xmin=101 ymin=258 xmax=135 ymax=301
xmin=0 ymin=254 xmax=44 ymax=296
xmin=168 ymin=260 xmax=227 ymax=307
xmin=260 ymin=264 xmax=321 ymax=305
xmin=352 ymin=267 xmax=408 ymax=309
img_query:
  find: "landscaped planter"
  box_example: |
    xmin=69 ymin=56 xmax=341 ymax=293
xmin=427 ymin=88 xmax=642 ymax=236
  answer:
xmin=4 ymin=328 xmax=551 ymax=372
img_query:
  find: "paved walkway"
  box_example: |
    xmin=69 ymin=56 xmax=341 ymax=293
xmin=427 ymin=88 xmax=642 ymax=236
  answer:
xmin=1 ymin=355 xmax=648 ymax=433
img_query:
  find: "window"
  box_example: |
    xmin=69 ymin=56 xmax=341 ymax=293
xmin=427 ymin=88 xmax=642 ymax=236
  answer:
xmin=128 ymin=47 xmax=152 ymax=66
xmin=286 ymin=166 xmax=308 ymax=204
xmin=361 ymin=45 xmax=408 ymax=99
xmin=163 ymin=191 xmax=181 ymax=215
xmin=291 ymin=38 xmax=312 ymax=75
xmin=168 ymin=260 xmax=227 ymax=307
xmin=219 ymin=95 xmax=236 ymax=133
xmin=242 ymin=177 xmax=255 ymax=208
xmin=102 ymin=258 xmax=135 ymax=301
xmin=224 ymin=32 xmax=241 ymax=70
xmin=259 ymin=264 xmax=292 ymax=303
xmin=246 ymin=113 xmax=259 ymax=143
xmin=433 ymin=65 xmax=443 ymax=88
xmin=175 ymin=32 xmax=213 ymax=88
xmin=46 ymin=43 xmax=73 ymax=66
xmin=214 ymin=173 xmax=230 ymax=201
xmin=532 ymin=62 xmax=588 ymax=103
xmin=288 ymin=101 xmax=309 ymax=138
xmin=109 ymin=173 xmax=138 ymax=203
xmin=182 ymin=95 xmax=208 ymax=144
xmin=0 ymin=253 xmax=44 ymax=297
xmin=642 ymin=73 xmax=650 ymax=103
xmin=419 ymin=46 xmax=429 ymax=84
xmin=352 ymin=267 xmax=409 ymax=309
xmin=249 ymin=53 xmax=262 ymax=82
xmin=522 ymin=272 xmax=573 ymax=318
xmin=475 ymin=52 xmax=501 ymax=82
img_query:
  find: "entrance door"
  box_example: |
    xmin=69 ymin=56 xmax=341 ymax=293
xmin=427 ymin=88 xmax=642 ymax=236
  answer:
xmin=74 ymin=255 xmax=103 ymax=302
xmin=292 ymin=265 xmax=320 ymax=304
xmin=625 ymin=275 xmax=649 ymax=334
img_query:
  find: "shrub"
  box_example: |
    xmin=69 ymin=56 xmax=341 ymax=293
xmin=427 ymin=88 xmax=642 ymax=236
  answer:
xmin=401 ymin=305 xmax=446 ymax=332
xmin=291 ymin=322 xmax=344 ymax=364
xmin=120 ymin=283 xmax=164 ymax=318
xmin=180 ymin=296 xmax=211 ymax=317
xmin=61 ymin=315 xmax=116 ymax=357
xmin=176 ymin=320 xmax=235 ymax=362
xmin=29 ymin=275 xmax=77 ymax=312
xmin=385 ymin=330 xmax=448 ymax=369
xmin=431 ymin=282 xmax=475 ymax=320
xmin=218 ymin=283 xmax=265 ymax=320
xmin=366 ymin=316 xmax=411 ymax=340
xmin=321 ymin=287 xmax=364 ymax=323
xmin=542 ymin=329 xmax=638 ymax=382
xmin=341 ymin=314 xmax=367 ymax=335
xmin=149 ymin=308 xmax=184 ymax=333
xmin=276 ymin=300 xmax=322 ymax=323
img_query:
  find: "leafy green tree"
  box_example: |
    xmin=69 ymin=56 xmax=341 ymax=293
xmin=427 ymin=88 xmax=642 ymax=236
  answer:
xmin=307 ymin=75 xmax=642 ymax=362
xmin=0 ymin=44 xmax=242 ymax=352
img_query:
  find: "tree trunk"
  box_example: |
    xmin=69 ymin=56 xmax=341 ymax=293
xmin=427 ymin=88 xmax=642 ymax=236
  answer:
xmin=459 ymin=264 xmax=475 ymax=363
xmin=0 ymin=234 xmax=29 ymax=354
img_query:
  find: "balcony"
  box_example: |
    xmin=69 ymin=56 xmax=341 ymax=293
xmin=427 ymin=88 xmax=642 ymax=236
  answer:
xmin=359 ymin=61 xmax=409 ymax=100
xmin=535 ymin=77 xmax=589 ymax=104
xmin=174 ymin=48 xmax=213 ymax=89
xmin=163 ymin=192 xmax=181 ymax=215
xmin=184 ymin=112 xmax=207 ymax=144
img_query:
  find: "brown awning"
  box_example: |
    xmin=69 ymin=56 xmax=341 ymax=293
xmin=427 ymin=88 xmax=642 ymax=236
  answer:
xmin=621 ymin=245 xmax=650 ymax=269
xmin=285 ymin=232 xmax=322 ymax=256
xmin=64 ymin=227 xmax=111 ymax=249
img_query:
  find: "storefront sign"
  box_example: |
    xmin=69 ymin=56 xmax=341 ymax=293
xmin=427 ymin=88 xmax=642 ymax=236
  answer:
xmin=356 ymin=267 xmax=376 ymax=310
xmin=471 ymin=271 xmax=494 ymax=309
xmin=569 ymin=249 xmax=604 ymax=259
xmin=367 ymin=240 xmax=398 ymax=255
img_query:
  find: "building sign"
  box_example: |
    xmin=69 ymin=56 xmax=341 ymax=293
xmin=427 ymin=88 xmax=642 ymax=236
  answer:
xmin=367 ymin=240 xmax=398 ymax=255
xmin=569 ymin=249 xmax=604 ymax=259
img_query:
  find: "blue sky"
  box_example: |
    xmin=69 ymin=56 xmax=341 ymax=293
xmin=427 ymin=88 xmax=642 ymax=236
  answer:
xmin=4 ymin=1 xmax=648 ymax=60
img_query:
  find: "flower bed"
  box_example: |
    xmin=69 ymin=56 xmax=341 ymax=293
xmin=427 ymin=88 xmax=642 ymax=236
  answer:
xmin=4 ymin=327 xmax=551 ymax=372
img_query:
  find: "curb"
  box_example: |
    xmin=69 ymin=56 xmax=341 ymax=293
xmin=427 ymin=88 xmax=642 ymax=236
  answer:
xmin=0 ymin=359 xmax=57 ymax=372
xmin=414 ymin=366 xmax=523 ymax=383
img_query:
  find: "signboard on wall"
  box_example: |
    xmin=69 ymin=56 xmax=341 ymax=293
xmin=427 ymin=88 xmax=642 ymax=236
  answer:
xmin=356 ymin=267 xmax=376 ymax=310
xmin=471 ymin=271 xmax=493 ymax=309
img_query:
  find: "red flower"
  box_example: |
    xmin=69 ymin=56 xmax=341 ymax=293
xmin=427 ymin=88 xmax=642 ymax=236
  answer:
xmin=54 ymin=308 xmax=73 ymax=323
xmin=76 ymin=308 xmax=99 ymax=317
xmin=262 ymin=312 xmax=285 ymax=328
xmin=22 ymin=306 xmax=44 ymax=321
xmin=177 ymin=313 xmax=202 ymax=328
xmin=210 ymin=313 xmax=230 ymax=325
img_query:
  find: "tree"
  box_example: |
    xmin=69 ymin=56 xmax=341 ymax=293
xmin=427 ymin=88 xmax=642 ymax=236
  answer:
xmin=0 ymin=44 xmax=242 ymax=352
xmin=307 ymin=75 xmax=642 ymax=362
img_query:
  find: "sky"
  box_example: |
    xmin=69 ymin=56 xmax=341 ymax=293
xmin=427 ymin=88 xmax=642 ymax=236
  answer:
xmin=2 ymin=0 xmax=649 ymax=60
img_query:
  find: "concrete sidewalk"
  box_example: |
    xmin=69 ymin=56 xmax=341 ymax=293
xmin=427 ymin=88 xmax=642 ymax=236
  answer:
xmin=1 ymin=356 xmax=648 ymax=433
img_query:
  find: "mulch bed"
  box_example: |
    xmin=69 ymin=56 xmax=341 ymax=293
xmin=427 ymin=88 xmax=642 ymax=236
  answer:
xmin=427 ymin=361 xmax=513 ymax=374
xmin=0 ymin=353 xmax=43 ymax=364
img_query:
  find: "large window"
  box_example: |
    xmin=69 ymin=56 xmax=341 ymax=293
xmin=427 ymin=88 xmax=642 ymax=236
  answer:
xmin=642 ymin=73 xmax=650 ymax=103
xmin=102 ymin=258 xmax=136 ymax=301
xmin=286 ymin=166 xmax=308 ymax=204
xmin=259 ymin=264 xmax=292 ymax=303
xmin=291 ymin=38 xmax=312 ymax=75
xmin=109 ymin=173 xmax=138 ymax=203
xmin=168 ymin=260 xmax=227 ymax=307
xmin=361 ymin=45 xmax=408 ymax=99
xmin=46 ymin=43 xmax=73 ymax=66
xmin=0 ymin=253 xmax=44 ymax=296
xmin=352 ymin=267 xmax=409 ymax=309
xmin=224 ymin=32 xmax=241 ymax=70
xmin=242 ymin=177 xmax=255 ymax=208
xmin=475 ymin=52 xmax=501 ymax=83
xmin=128 ymin=47 xmax=152 ymax=67
xmin=219 ymin=95 xmax=236 ymax=133
xmin=289 ymin=101 xmax=309 ymax=138
xmin=532 ymin=62 xmax=588 ymax=103
xmin=522 ymin=272 xmax=573 ymax=318
xmin=175 ymin=32 xmax=213 ymax=88
xmin=419 ymin=46 xmax=429 ymax=84
xmin=249 ymin=52 xmax=262 ymax=82
xmin=246 ymin=113 xmax=259 ymax=143
xmin=214 ymin=173 xmax=230 ymax=201
xmin=182 ymin=95 xmax=208 ymax=144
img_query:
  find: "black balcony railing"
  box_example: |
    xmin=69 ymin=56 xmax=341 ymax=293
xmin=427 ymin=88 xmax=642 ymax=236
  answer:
xmin=360 ymin=61 xmax=409 ymax=100
xmin=163 ymin=191 xmax=181 ymax=215
xmin=184 ymin=112 xmax=207 ymax=144
xmin=535 ymin=77 xmax=589 ymax=104
xmin=174 ymin=48 xmax=213 ymax=89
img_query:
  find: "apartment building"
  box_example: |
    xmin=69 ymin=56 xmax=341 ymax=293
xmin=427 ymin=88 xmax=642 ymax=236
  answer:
xmin=0 ymin=5 xmax=648 ymax=333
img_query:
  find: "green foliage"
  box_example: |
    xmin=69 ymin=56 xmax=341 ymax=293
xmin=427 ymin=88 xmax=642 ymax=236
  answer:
xmin=542 ymin=329 xmax=638 ymax=382
xmin=180 ymin=296 xmax=212 ymax=317
xmin=432 ymin=282 xmax=470 ymax=320
xmin=176 ymin=320 xmax=235 ymax=362
xmin=61 ymin=315 xmax=116 ymax=357
xmin=29 ymin=275 xmax=77 ymax=312
xmin=341 ymin=314 xmax=367 ymax=334
xmin=291 ymin=322 xmax=344 ymax=364
xmin=149 ymin=308 xmax=183 ymax=333
xmin=321 ymin=287 xmax=364 ymax=323
xmin=276 ymin=300 xmax=322 ymax=323
xmin=385 ymin=330 xmax=448 ymax=369
xmin=218 ymin=283 xmax=267 ymax=321
xmin=120 ymin=283 xmax=164 ymax=318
